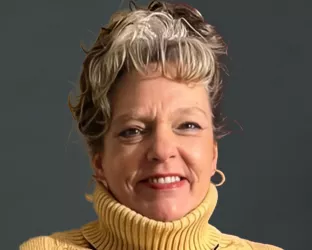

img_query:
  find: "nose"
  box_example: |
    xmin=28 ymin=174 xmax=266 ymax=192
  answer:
xmin=146 ymin=126 xmax=178 ymax=163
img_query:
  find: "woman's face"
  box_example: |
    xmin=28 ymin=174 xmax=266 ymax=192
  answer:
xmin=94 ymin=68 xmax=218 ymax=221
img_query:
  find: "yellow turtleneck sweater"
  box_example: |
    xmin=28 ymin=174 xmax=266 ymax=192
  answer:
xmin=20 ymin=183 xmax=283 ymax=250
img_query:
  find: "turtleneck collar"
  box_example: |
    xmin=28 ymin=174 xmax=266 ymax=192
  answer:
xmin=82 ymin=183 xmax=225 ymax=250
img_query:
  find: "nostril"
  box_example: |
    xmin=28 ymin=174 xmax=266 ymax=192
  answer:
xmin=152 ymin=157 xmax=159 ymax=162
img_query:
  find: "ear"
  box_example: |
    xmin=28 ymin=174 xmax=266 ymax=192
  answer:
xmin=210 ymin=141 xmax=218 ymax=177
xmin=92 ymin=153 xmax=105 ymax=179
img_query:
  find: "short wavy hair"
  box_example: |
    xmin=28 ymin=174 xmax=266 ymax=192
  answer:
xmin=69 ymin=1 xmax=229 ymax=156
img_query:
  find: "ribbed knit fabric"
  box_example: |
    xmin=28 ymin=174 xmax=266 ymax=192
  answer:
xmin=20 ymin=183 xmax=283 ymax=250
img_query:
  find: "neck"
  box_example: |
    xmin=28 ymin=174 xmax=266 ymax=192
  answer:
xmin=82 ymin=183 xmax=222 ymax=250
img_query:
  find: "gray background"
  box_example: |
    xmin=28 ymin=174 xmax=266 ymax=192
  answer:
xmin=1 ymin=0 xmax=311 ymax=249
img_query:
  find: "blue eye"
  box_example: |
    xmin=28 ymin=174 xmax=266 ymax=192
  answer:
xmin=119 ymin=128 xmax=143 ymax=138
xmin=178 ymin=122 xmax=202 ymax=130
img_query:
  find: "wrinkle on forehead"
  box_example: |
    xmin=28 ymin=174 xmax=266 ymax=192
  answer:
xmin=112 ymin=106 xmax=210 ymax=125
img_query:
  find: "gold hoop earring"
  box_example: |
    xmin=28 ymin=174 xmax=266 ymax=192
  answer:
xmin=212 ymin=169 xmax=226 ymax=187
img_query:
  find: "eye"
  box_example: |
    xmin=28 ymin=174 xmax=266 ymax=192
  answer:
xmin=118 ymin=128 xmax=143 ymax=138
xmin=178 ymin=122 xmax=202 ymax=130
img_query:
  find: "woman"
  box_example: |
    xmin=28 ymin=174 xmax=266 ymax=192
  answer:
xmin=20 ymin=1 xmax=282 ymax=249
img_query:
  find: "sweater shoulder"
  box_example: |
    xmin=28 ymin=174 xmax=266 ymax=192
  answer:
xmin=19 ymin=235 xmax=91 ymax=250
xmin=219 ymin=232 xmax=283 ymax=250
xmin=245 ymin=239 xmax=284 ymax=250
xmin=19 ymin=222 xmax=96 ymax=250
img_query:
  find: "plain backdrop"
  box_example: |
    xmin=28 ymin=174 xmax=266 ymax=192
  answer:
xmin=1 ymin=0 xmax=311 ymax=249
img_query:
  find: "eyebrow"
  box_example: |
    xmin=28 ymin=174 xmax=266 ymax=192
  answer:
xmin=175 ymin=107 xmax=209 ymax=118
xmin=112 ymin=106 xmax=209 ymax=124
xmin=111 ymin=111 xmax=150 ymax=124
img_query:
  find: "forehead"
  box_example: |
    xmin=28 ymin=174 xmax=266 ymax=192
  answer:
xmin=111 ymin=70 xmax=210 ymax=112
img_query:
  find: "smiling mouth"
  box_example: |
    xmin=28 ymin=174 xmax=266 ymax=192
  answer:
xmin=140 ymin=176 xmax=187 ymax=190
xmin=148 ymin=176 xmax=182 ymax=184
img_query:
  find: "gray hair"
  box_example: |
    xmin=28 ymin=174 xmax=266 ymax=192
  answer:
xmin=69 ymin=1 xmax=229 ymax=156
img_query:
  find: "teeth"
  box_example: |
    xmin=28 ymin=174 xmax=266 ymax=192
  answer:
xmin=149 ymin=176 xmax=181 ymax=184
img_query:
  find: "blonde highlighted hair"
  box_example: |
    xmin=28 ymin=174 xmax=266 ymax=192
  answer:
xmin=69 ymin=1 xmax=229 ymax=156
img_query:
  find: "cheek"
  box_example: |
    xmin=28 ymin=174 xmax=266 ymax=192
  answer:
xmin=179 ymin=138 xmax=215 ymax=174
xmin=103 ymin=141 xmax=144 ymax=177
